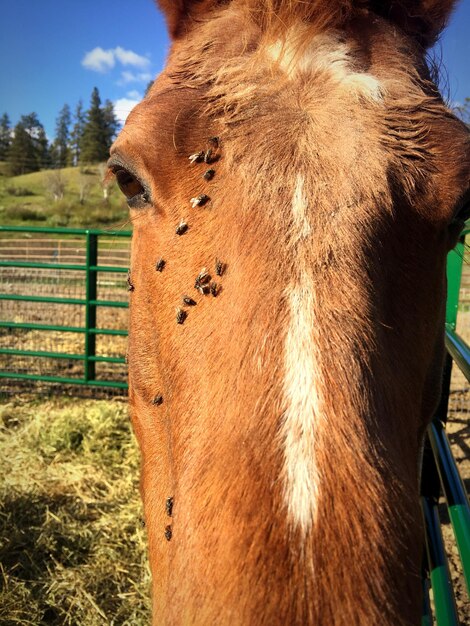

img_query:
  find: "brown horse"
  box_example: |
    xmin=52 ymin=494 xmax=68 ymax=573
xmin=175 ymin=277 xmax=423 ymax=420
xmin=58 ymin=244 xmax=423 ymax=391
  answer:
xmin=109 ymin=1 xmax=470 ymax=624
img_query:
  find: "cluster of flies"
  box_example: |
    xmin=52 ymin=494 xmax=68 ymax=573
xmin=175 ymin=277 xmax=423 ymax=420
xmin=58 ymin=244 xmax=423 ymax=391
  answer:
xmin=174 ymin=258 xmax=225 ymax=325
xmin=143 ymin=137 xmax=224 ymax=541
xmin=173 ymin=137 xmax=219 ymax=237
xmin=164 ymin=136 xmax=225 ymax=326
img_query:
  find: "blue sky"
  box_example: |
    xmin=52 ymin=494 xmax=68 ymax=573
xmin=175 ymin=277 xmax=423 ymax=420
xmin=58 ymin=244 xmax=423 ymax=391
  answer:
xmin=0 ymin=0 xmax=469 ymax=139
xmin=0 ymin=0 xmax=170 ymax=137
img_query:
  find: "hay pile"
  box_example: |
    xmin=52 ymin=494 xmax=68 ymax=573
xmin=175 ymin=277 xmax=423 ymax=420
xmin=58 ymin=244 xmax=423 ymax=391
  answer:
xmin=0 ymin=397 xmax=150 ymax=625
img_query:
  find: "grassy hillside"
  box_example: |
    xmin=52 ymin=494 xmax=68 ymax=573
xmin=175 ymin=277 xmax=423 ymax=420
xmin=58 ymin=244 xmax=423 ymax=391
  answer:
xmin=0 ymin=164 xmax=129 ymax=229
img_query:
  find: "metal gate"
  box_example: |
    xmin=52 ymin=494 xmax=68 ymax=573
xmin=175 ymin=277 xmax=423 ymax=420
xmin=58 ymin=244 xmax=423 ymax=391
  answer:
xmin=421 ymin=226 xmax=470 ymax=625
xmin=0 ymin=226 xmax=131 ymax=390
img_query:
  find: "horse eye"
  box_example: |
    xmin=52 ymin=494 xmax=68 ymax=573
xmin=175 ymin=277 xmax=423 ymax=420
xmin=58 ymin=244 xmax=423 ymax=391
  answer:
xmin=115 ymin=169 xmax=143 ymax=198
xmin=114 ymin=168 xmax=148 ymax=206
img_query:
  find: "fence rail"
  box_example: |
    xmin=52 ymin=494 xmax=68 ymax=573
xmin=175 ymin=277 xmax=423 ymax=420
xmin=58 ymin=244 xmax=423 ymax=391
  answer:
xmin=0 ymin=226 xmax=131 ymax=389
xmin=421 ymin=224 xmax=470 ymax=625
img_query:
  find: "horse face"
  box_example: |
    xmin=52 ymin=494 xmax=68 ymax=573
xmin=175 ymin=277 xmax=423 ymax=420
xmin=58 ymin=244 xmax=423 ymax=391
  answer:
xmin=109 ymin=2 xmax=469 ymax=624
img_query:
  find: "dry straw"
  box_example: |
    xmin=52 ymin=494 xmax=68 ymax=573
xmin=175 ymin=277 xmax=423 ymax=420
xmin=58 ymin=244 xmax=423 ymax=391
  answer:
xmin=0 ymin=396 xmax=150 ymax=625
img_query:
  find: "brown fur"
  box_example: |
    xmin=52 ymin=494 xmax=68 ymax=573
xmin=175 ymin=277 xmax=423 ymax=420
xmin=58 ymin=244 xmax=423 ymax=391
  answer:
xmin=111 ymin=1 xmax=469 ymax=624
xmin=158 ymin=0 xmax=456 ymax=45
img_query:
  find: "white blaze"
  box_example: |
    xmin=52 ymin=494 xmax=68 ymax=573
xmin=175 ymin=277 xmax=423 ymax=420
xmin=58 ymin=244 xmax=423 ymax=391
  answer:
xmin=269 ymin=28 xmax=381 ymax=535
xmin=282 ymin=277 xmax=322 ymax=534
xmin=281 ymin=175 xmax=323 ymax=534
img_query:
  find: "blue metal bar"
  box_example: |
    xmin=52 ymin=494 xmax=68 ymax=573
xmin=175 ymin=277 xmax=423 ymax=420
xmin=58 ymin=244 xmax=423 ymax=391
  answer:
xmin=445 ymin=326 xmax=470 ymax=384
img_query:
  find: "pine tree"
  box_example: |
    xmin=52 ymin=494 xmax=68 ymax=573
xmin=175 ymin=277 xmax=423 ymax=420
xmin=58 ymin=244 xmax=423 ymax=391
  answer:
xmin=70 ymin=100 xmax=86 ymax=165
xmin=103 ymin=99 xmax=120 ymax=149
xmin=35 ymin=126 xmax=51 ymax=170
xmin=51 ymin=103 xmax=71 ymax=168
xmin=0 ymin=113 xmax=11 ymax=160
xmin=7 ymin=113 xmax=49 ymax=175
xmin=7 ymin=123 xmax=34 ymax=175
xmin=80 ymin=87 xmax=110 ymax=163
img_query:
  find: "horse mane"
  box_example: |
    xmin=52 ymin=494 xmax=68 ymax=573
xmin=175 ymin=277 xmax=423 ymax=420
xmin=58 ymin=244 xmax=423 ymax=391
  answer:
xmin=158 ymin=0 xmax=456 ymax=47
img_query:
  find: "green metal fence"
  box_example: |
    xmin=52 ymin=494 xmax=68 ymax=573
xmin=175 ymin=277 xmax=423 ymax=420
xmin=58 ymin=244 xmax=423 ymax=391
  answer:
xmin=0 ymin=226 xmax=131 ymax=390
xmin=421 ymin=225 xmax=470 ymax=626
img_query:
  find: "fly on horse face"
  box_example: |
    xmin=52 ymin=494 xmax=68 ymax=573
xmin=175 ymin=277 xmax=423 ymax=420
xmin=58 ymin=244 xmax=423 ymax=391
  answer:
xmin=109 ymin=1 xmax=470 ymax=624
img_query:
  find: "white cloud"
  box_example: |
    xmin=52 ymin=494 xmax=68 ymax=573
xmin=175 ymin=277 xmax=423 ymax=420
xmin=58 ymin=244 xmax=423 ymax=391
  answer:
xmin=114 ymin=46 xmax=150 ymax=69
xmin=82 ymin=47 xmax=115 ymax=73
xmin=114 ymin=98 xmax=140 ymax=127
xmin=82 ymin=46 xmax=151 ymax=74
xmin=126 ymin=90 xmax=142 ymax=99
xmin=117 ymin=70 xmax=152 ymax=85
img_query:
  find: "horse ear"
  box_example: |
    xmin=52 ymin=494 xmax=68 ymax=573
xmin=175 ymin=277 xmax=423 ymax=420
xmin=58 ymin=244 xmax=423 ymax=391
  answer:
xmin=369 ymin=0 xmax=457 ymax=48
xmin=156 ymin=0 xmax=183 ymax=38
xmin=157 ymin=0 xmax=224 ymax=39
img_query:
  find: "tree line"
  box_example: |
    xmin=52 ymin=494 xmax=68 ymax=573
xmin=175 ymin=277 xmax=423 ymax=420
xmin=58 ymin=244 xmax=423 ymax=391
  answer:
xmin=0 ymin=87 xmax=120 ymax=176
